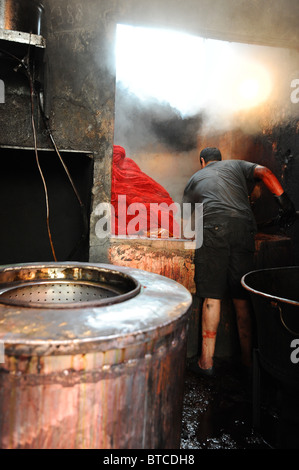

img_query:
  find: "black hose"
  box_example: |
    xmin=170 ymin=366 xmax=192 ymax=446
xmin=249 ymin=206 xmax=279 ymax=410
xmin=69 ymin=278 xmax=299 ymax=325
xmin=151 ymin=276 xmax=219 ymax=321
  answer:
xmin=36 ymin=89 xmax=89 ymax=260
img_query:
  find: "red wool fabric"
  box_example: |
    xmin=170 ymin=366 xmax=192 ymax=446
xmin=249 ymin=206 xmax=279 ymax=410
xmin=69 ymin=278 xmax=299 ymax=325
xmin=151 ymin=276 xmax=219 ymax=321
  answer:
xmin=111 ymin=145 xmax=179 ymax=236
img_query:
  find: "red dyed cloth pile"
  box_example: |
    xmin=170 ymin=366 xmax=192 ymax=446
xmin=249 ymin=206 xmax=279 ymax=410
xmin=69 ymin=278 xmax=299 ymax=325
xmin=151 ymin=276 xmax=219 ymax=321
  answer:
xmin=111 ymin=145 xmax=179 ymax=236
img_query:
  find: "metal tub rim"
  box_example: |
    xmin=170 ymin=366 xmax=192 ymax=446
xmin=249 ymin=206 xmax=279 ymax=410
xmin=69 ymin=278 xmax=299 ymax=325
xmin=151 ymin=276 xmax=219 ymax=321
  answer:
xmin=241 ymin=265 xmax=299 ymax=307
xmin=0 ymin=262 xmax=141 ymax=309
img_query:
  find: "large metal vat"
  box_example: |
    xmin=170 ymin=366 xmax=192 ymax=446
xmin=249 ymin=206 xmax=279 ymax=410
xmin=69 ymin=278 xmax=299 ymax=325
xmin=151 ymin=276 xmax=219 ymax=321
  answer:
xmin=241 ymin=266 xmax=299 ymax=388
xmin=0 ymin=262 xmax=192 ymax=449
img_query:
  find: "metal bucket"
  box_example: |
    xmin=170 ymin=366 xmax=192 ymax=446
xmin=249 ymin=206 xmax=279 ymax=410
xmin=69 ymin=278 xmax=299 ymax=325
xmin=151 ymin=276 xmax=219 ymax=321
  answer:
xmin=241 ymin=266 xmax=299 ymax=388
xmin=0 ymin=262 xmax=192 ymax=449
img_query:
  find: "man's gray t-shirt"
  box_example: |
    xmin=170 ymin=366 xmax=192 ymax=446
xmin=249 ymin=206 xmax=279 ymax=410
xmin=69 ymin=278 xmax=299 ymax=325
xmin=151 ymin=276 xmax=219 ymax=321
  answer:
xmin=182 ymin=160 xmax=258 ymax=223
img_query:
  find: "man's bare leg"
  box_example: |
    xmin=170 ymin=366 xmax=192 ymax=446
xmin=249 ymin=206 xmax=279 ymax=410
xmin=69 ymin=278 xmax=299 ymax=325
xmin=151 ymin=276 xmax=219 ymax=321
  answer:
xmin=198 ymin=298 xmax=221 ymax=369
xmin=232 ymin=298 xmax=252 ymax=367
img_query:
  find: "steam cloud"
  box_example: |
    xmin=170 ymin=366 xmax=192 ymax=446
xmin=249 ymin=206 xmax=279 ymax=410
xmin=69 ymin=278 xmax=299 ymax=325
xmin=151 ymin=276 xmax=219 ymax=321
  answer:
xmin=114 ymin=24 xmax=299 ymax=153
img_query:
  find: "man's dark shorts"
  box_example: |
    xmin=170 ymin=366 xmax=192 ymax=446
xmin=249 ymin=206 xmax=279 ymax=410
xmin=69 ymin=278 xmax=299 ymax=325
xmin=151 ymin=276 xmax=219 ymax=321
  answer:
xmin=194 ymin=217 xmax=256 ymax=299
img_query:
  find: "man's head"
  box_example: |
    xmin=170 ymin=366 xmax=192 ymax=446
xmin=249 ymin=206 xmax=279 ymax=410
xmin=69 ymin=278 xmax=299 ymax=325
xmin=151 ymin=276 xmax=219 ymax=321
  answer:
xmin=200 ymin=147 xmax=222 ymax=167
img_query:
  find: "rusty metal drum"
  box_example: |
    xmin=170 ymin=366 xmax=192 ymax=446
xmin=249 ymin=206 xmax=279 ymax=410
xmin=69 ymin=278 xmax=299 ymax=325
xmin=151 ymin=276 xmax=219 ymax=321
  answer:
xmin=0 ymin=262 xmax=192 ymax=449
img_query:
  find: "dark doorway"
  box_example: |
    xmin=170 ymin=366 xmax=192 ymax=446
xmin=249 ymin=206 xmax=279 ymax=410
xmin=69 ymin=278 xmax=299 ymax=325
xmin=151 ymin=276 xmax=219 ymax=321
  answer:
xmin=0 ymin=147 xmax=93 ymax=264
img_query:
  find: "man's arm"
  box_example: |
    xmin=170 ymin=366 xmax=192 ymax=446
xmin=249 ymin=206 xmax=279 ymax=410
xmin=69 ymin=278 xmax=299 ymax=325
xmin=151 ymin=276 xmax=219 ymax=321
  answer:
xmin=253 ymin=165 xmax=296 ymax=226
xmin=253 ymin=165 xmax=284 ymax=196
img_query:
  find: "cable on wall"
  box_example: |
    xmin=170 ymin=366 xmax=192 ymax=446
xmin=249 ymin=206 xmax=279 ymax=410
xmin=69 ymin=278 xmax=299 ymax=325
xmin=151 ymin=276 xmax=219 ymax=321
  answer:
xmin=0 ymin=44 xmax=57 ymax=261
xmin=1 ymin=42 xmax=89 ymax=261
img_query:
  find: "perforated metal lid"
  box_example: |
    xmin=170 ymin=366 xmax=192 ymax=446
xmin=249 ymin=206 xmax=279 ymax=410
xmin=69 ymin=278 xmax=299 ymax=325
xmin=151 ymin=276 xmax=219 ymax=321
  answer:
xmin=0 ymin=280 xmax=118 ymax=305
xmin=0 ymin=264 xmax=141 ymax=308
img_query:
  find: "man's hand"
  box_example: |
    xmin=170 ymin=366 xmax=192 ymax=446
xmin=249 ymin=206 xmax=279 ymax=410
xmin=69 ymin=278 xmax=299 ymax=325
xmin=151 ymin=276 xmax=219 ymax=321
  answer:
xmin=275 ymin=192 xmax=297 ymax=228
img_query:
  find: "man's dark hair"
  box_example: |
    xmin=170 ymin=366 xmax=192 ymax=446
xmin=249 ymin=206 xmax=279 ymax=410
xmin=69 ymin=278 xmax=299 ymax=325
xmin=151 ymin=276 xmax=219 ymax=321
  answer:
xmin=200 ymin=147 xmax=222 ymax=163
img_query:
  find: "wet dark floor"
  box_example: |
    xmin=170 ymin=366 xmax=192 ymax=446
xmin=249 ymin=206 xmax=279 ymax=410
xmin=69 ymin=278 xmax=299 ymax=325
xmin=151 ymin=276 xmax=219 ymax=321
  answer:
xmin=180 ymin=359 xmax=273 ymax=449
